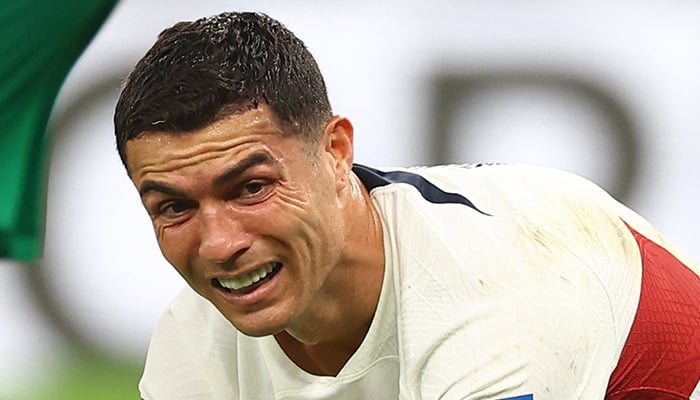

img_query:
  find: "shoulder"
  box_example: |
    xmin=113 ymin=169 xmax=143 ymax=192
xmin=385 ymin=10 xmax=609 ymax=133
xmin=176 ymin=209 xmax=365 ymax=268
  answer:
xmin=374 ymin=164 xmax=648 ymax=397
xmin=418 ymin=162 xmax=617 ymax=209
xmin=400 ymin=163 xmax=646 ymax=284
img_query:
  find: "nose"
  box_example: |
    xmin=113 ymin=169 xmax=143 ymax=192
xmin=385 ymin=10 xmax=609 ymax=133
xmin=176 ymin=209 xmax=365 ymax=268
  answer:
xmin=197 ymin=205 xmax=252 ymax=265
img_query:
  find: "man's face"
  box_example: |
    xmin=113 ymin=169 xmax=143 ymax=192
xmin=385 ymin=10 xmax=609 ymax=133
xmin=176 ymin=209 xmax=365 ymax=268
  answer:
xmin=125 ymin=105 xmax=350 ymax=336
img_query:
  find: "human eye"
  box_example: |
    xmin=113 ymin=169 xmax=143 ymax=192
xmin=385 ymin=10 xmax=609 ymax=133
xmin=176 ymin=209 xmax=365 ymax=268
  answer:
xmin=158 ymin=199 xmax=196 ymax=220
xmin=236 ymin=180 xmax=273 ymax=204
xmin=242 ymin=181 xmax=265 ymax=195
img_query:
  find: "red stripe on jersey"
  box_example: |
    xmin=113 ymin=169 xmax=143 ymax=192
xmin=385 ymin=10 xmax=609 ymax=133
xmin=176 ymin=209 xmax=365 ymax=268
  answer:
xmin=605 ymin=225 xmax=700 ymax=399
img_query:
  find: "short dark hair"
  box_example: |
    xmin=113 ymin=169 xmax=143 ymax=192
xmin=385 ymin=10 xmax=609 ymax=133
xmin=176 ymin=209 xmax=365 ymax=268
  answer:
xmin=114 ymin=11 xmax=332 ymax=167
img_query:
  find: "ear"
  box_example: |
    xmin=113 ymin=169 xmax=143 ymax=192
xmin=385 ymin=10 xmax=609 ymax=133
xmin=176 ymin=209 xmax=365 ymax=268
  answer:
xmin=321 ymin=115 xmax=354 ymax=192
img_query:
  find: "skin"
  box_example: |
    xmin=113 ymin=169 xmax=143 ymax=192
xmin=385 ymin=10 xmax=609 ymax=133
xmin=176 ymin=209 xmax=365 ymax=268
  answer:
xmin=125 ymin=104 xmax=385 ymax=376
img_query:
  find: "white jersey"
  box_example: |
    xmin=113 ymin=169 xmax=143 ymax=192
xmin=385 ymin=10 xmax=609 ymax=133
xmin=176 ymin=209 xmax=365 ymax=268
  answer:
xmin=140 ymin=163 xmax=700 ymax=400
xmin=140 ymin=231 xmax=400 ymax=400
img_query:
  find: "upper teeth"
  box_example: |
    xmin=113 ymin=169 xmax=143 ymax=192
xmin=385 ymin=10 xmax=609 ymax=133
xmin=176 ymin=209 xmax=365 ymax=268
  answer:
xmin=218 ymin=262 xmax=275 ymax=290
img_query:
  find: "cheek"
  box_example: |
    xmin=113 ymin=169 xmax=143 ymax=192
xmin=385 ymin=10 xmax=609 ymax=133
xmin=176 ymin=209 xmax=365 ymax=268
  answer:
xmin=273 ymin=186 xmax=344 ymax=256
xmin=274 ymin=178 xmax=314 ymax=212
xmin=154 ymin=223 xmax=198 ymax=273
xmin=262 ymin=192 xmax=331 ymax=253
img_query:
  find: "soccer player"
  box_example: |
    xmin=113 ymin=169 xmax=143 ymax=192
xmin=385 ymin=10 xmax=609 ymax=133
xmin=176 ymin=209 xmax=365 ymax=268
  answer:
xmin=114 ymin=12 xmax=700 ymax=399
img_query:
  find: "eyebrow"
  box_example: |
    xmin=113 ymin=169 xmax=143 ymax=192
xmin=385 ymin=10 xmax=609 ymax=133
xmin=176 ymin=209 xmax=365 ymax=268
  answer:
xmin=138 ymin=152 xmax=276 ymax=199
xmin=139 ymin=181 xmax=187 ymax=199
xmin=212 ymin=152 xmax=276 ymax=188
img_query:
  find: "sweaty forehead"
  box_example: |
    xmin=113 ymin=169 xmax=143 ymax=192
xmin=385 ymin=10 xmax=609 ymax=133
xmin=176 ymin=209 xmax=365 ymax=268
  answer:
xmin=125 ymin=106 xmax=286 ymax=179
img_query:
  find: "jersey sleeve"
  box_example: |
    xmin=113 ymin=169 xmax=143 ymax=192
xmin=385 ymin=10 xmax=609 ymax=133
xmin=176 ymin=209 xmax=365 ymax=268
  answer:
xmin=139 ymin=287 xmax=241 ymax=400
xmin=139 ymin=290 xmax=218 ymax=400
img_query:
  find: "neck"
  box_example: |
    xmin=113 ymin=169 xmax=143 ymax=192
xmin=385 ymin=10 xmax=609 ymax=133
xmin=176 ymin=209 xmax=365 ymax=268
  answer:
xmin=274 ymin=172 xmax=385 ymax=376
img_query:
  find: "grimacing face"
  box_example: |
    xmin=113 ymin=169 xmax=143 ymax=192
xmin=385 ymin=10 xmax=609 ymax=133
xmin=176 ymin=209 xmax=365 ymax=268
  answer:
xmin=125 ymin=105 xmax=354 ymax=337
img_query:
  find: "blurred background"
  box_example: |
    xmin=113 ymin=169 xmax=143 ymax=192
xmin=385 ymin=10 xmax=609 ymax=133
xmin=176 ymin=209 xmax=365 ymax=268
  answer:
xmin=1 ymin=1 xmax=699 ymax=398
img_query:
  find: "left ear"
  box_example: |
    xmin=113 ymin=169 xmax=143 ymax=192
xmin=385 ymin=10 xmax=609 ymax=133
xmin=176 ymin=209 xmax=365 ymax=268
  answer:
xmin=321 ymin=115 xmax=354 ymax=192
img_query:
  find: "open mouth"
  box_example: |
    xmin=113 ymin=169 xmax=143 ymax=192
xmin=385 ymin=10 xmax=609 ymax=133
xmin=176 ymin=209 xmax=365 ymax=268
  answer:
xmin=213 ymin=262 xmax=282 ymax=295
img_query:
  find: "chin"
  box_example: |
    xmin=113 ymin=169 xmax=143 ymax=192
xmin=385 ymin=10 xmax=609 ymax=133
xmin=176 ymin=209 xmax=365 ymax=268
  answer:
xmin=230 ymin=321 xmax=284 ymax=338
xmin=222 ymin=311 xmax=288 ymax=338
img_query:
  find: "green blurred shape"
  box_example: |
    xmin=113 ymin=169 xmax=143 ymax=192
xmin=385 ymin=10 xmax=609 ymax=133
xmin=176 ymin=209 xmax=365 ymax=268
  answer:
xmin=0 ymin=0 xmax=116 ymax=261
xmin=20 ymin=353 xmax=142 ymax=400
